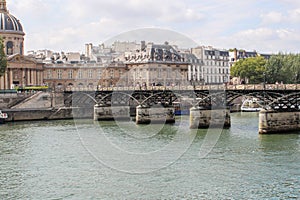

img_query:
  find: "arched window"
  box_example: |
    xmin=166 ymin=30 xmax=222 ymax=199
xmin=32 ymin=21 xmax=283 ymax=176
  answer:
xmin=6 ymin=41 xmax=13 ymax=55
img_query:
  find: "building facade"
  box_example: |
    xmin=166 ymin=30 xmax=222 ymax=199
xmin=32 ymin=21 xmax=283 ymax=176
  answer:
xmin=43 ymin=62 xmax=104 ymax=90
xmin=124 ymin=42 xmax=189 ymax=87
xmin=192 ymin=46 xmax=230 ymax=84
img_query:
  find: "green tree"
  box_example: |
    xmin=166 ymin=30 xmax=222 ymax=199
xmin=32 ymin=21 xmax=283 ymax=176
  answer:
xmin=265 ymin=53 xmax=300 ymax=83
xmin=230 ymin=56 xmax=267 ymax=84
xmin=0 ymin=37 xmax=7 ymax=77
xmin=265 ymin=53 xmax=286 ymax=83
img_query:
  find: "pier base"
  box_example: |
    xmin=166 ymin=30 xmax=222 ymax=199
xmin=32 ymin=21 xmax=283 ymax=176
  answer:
xmin=259 ymin=109 xmax=300 ymax=134
xmin=94 ymin=104 xmax=130 ymax=121
xmin=189 ymin=107 xmax=231 ymax=129
xmin=136 ymin=105 xmax=175 ymax=124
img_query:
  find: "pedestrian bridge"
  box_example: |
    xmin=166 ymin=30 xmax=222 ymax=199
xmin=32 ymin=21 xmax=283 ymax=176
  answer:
xmin=62 ymin=84 xmax=300 ymax=134
xmin=64 ymin=84 xmax=300 ymax=112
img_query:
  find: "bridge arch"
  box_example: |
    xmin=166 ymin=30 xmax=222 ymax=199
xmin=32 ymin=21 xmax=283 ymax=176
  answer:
xmin=98 ymin=91 xmax=140 ymax=106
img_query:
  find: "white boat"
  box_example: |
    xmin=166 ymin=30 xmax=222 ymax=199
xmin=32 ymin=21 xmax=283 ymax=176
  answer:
xmin=241 ymin=98 xmax=264 ymax=112
xmin=0 ymin=110 xmax=8 ymax=124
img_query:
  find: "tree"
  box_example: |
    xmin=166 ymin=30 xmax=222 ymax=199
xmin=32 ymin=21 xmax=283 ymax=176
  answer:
xmin=265 ymin=53 xmax=300 ymax=83
xmin=230 ymin=56 xmax=267 ymax=84
xmin=0 ymin=37 xmax=7 ymax=77
xmin=265 ymin=54 xmax=286 ymax=83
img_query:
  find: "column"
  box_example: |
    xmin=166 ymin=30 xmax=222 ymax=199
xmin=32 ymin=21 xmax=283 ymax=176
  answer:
xmin=0 ymin=75 xmax=4 ymax=89
xmin=33 ymin=70 xmax=37 ymax=85
xmin=27 ymin=69 xmax=31 ymax=85
xmin=4 ymin=71 xmax=8 ymax=89
xmin=9 ymin=69 xmax=13 ymax=89
xmin=22 ymin=69 xmax=26 ymax=86
xmin=197 ymin=65 xmax=201 ymax=81
xmin=188 ymin=65 xmax=191 ymax=81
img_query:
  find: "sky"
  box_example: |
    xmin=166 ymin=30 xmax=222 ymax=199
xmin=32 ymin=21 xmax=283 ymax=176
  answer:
xmin=7 ymin=0 xmax=300 ymax=54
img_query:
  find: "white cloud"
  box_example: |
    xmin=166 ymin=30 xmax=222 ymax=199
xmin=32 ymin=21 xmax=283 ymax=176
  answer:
xmin=261 ymin=11 xmax=284 ymax=24
xmin=5 ymin=0 xmax=300 ymax=53
xmin=288 ymin=8 xmax=300 ymax=23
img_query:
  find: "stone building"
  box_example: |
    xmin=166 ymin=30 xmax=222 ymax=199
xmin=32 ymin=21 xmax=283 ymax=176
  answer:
xmin=43 ymin=61 xmax=104 ymax=90
xmin=181 ymin=50 xmax=203 ymax=85
xmin=0 ymin=0 xmax=44 ymax=90
xmin=192 ymin=46 xmax=230 ymax=84
xmin=98 ymin=61 xmax=127 ymax=87
xmin=124 ymin=42 xmax=189 ymax=87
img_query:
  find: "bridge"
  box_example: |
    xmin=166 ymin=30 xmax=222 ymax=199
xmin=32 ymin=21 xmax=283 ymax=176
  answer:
xmin=62 ymin=84 xmax=300 ymax=134
xmin=64 ymin=84 xmax=300 ymax=111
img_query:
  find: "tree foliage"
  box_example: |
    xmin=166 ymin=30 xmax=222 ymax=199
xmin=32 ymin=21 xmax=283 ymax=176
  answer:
xmin=231 ymin=53 xmax=300 ymax=84
xmin=0 ymin=37 xmax=7 ymax=77
xmin=265 ymin=53 xmax=300 ymax=84
xmin=230 ymin=56 xmax=267 ymax=84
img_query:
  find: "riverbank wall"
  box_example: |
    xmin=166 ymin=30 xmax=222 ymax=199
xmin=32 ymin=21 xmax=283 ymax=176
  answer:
xmin=2 ymin=107 xmax=93 ymax=122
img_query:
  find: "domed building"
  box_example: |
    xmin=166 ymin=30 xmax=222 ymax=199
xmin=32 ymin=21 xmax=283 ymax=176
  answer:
xmin=0 ymin=0 xmax=24 ymax=55
xmin=0 ymin=0 xmax=44 ymax=90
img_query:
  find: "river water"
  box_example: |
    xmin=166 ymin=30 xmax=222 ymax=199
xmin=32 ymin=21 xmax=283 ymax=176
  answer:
xmin=0 ymin=112 xmax=299 ymax=199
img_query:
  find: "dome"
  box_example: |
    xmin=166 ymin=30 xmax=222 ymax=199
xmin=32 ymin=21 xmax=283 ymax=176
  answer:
xmin=0 ymin=12 xmax=23 ymax=34
xmin=0 ymin=0 xmax=24 ymax=34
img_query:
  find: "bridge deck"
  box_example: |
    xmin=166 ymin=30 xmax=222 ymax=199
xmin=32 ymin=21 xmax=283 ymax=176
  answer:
xmin=65 ymin=84 xmax=300 ymax=92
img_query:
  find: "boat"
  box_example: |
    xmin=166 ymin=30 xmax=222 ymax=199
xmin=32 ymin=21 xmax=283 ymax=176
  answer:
xmin=0 ymin=110 xmax=8 ymax=124
xmin=241 ymin=98 xmax=264 ymax=112
xmin=173 ymin=102 xmax=191 ymax=115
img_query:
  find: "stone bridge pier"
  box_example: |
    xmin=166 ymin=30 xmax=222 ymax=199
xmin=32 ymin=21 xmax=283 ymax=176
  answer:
xmin=259 ymin=109 xmax=300 ymax=134
xmin=94 ymin=104 xmax=131 ymax=121
xmin=136 ymin=104 xmax=175 ymax=124
xmin=189 ymin=106 xmax=231 ymax=129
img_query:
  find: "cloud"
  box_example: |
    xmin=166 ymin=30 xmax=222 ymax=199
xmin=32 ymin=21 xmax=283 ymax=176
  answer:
xmin=261 ymin=11 xmax=284 ymax=24
xmin=6 ymin=0 xmax=300 ymax=53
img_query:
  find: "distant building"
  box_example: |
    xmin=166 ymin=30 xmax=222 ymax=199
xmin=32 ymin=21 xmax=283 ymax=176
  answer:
xmin=181 ymin=49 xmax=203 ymax=85
xmin=0 ymin=0 xmax=44 ymax=90
xmin=123 ymin=42 xmax=189 ymax=87
xmin=229 ymin=48 xmax=271 ymax=67
xmin=43 ymin=62 xmax=104 ymax=90
xmin=192 ymin=46 xmax=230 ymax=84
xmin=98 ymin=61 xmax=127 ymax=87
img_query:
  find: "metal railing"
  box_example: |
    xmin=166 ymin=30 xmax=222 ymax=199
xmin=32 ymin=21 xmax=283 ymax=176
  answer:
xmin=63 ymin=84 xmax=300 ymax=92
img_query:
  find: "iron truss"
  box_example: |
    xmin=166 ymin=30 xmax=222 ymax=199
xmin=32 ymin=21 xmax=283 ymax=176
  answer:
xmin=63 ymin=88 xmax=300 ymax=112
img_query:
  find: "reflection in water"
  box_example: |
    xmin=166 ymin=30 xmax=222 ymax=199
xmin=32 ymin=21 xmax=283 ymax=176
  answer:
xmin=0 ymin=115 xmax=299 ymax=199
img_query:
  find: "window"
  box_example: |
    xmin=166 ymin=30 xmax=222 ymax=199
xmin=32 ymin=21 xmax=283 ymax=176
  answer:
xmin=158 ymin=68 xmax=162 ymax=78
xmin=47 ymin=69 xmax=52 ymax=79
xmin=88 ymin=69 xmax=93 ymax=79
xmin=110 ymin=69 xmax=114 ymax=78
xmin=167 ymin=68 xmax=171 ymax=78
xmin=68 ymin=70 xmax=73 ymax=79
xmin=6 ymin=41 xmax=13 ymax=55
xmin=57 ymin=69 xmax=62 ymax=79
xmin=97 ymin=69 xmax=102 ymax=79
xmin=78 ymin=70 xmax=83 ymax=79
